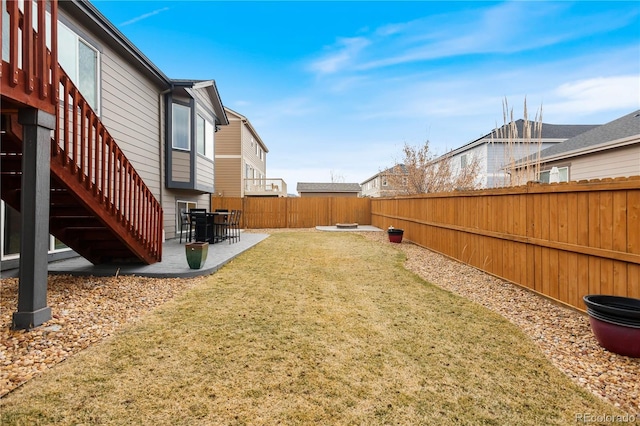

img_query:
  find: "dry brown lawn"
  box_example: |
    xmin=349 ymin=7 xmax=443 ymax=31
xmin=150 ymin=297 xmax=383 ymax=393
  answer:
xmin=0 ymin=232 xmax=624 ymax=425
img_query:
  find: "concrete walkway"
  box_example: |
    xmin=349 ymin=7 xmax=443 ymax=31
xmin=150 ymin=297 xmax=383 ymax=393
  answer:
xmin=45 ymin=232 xmax=270 ymax=278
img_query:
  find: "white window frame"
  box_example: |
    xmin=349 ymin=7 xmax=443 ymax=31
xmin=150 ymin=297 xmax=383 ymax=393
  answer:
xmin=539 ymin=166 xmax=569 ymax=183
xmin=176 ymin=200 xmax=197 ymax=238
xmin=58 ymin=20 xmax=101 ymax=113
xmin=1 ymin=201 xmax=71 ymax=261
xmin=172 ymin=103 xmax=191 ymax=151
xmin=196 ymin=114 xmax=215 ymax=161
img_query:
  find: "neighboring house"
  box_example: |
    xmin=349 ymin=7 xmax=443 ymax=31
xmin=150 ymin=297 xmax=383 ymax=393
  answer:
xmin=516 ymin=110 xmax=640 ymax=183
xmin=297 ymin=183 xmax=362 ymax=197
xmin=434 ymin=119 xmax=599 ymax=188
xmin=214 ymin=107 xmax=287 ymax=197
xmin=1 ymin=0 xmax=229 ymax=271
xmin=361 ymin=165 xmax=408 ymax=197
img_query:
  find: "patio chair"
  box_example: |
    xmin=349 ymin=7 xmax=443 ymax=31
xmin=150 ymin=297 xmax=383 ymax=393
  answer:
xmin=190 ymin=210 xmax=211 ymax=243
xmin=179 ymin=209 xmax=193 ymax=243
xmin=213 ymin=209 xmax=230 ymax=243
xmin=230 ymin=210 xmax=242 ymax=243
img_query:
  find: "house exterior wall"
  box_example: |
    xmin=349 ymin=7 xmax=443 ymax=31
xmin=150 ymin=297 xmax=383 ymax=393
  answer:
xmin=361 ymin=176 xmax=381 ymax=197
xmin=545 ymin=144 xmax=640 ymax=182
xmin=214 ymin=115 xmax=242 ymax=196
xmin=214 ymin=158 xmax=243 ymax=197
xmin=214 ymin=109 xmax=269 ymax=197
xmin=58 ymin=6 xmax=224 ymax=241
xmin=448 ymin=140 xmax=563 ymax=188
xmin=58 ymin=8 xmax=165 ymax=200
xmin=242 ymin=124 xmax=267 ymax=183
xmin=100 ymin=52 xmax=163 ymax=198
xmin=195 ymin=155 xmax=214 ymax=191
xmin=162 ymin=190 xmax=212 ymax=239
xmin=171 ymin=151 xmax=191 ymax=182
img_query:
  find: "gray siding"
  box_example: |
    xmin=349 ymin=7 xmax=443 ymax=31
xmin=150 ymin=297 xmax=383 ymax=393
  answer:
xmin=172 ymin=151 xmax=191 ymax=182
xmin=196 ymin=156 xmax=214 ymax=186
xmin=99 ymin=41 xmax=162 ymax=199
xmin=163 ymin=190 xmax=212 ymax=239
xmin=557 ymin=145 xmax=640 ymax=181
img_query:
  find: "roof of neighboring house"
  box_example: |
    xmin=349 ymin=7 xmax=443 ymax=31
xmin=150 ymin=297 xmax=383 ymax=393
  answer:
xmin=485 ymin=119 xmax=599 ymax=140
xmin=224 ymin=107 xmax=268 ymax=152
xmin=296 ymin=183 xmax=362 ymax=193
xmin=361 ymin=164 xmax=408 ymax=185
xmin=440 ymin=120 xmax=600 ymax=159
xmin=534 ymin=110 xmax=640 ymax=161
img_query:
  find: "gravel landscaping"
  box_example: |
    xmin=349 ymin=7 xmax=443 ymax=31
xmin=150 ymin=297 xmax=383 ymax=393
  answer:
xmin=1 ymin=228 xmax=638 ymax=416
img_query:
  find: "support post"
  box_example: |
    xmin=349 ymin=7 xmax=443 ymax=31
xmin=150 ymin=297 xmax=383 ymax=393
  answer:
xmin=12 ymin=108 xmax=55 ymax=330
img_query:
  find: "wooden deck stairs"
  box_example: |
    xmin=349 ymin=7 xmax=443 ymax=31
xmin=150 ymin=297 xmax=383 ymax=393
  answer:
xmin=1 ymin=0 xmax=162 ymax=265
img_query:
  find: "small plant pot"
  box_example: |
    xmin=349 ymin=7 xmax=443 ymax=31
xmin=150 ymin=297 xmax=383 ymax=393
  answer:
xmin=388 ymin=229 xmax=404 ymax=243
xmin=185 ymin=242 xmax=209 ymax=269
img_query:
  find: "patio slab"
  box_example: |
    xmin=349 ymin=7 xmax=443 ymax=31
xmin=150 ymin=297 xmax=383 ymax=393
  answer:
xmin=42 ymin=232 xmax=269 ymax=278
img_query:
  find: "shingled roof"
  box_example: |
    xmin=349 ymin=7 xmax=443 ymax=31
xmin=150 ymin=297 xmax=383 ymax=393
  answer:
xmin=536 ymin=110 xmax=640 ymax=160
xmin=485 ymin=119 xmax=599 ymax=140
xmin=296 ymin=182 xmax=362 ymax=193
xmin=516 ymin=110 xmax=640 ymax=165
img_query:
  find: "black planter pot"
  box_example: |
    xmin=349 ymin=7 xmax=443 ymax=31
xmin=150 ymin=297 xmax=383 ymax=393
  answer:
xmin=583 ymin=295 xmax=640 ymax=358
xmin=583 ymin=295 xmax=640 ymax=321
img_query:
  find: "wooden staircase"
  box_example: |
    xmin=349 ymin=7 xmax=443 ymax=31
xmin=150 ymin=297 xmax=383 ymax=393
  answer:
xmin=1 ymin=0 xmax=162 ymax=265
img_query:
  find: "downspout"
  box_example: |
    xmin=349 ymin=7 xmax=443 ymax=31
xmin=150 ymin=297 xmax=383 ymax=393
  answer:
xmin=159 ymin=87 xmax=172 ymax=240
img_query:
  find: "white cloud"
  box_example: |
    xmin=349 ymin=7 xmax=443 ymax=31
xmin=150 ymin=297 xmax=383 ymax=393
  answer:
xmin=308 ymin=37 xmax=370 ymax=75
xmin=119 ymin=7 xmax=170 ymax=27
xmin=546 ymin=75 xmax=640 ymax=117
xmin=307 ymin=2 xmax=639 ymax=75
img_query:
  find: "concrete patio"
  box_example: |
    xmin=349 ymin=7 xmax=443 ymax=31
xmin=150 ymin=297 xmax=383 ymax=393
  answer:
xmin=42 ymin=232 xmax=270 ymax=279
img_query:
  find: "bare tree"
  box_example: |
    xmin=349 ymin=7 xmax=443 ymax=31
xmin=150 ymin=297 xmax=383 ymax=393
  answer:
xmin=386 ymin=140 xmax=481 ymax=195
xmin=330 ymin=169 xmax=345 ymax=183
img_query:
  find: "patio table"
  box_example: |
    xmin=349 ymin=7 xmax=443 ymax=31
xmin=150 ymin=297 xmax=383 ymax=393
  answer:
xmin=191 ymin=211 xmax=229 ymax=244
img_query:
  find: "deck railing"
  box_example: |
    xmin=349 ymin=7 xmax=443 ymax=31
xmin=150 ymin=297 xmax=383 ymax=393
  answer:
xmin=1 ymin=0 xmax=58 ymax=113
xmin=2 ymin=0 xmax=162 ymax=263
xmin=244 ymin=178 xmax=288 ymax=197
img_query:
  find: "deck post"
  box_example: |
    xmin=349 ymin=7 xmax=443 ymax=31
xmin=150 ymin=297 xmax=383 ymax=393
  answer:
xmin=12 ymin=108 xmax=55 ymax=330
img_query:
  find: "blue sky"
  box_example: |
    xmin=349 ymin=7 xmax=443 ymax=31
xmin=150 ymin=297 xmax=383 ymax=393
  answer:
xmin=91 ymin=1 xmax=640 ymax=193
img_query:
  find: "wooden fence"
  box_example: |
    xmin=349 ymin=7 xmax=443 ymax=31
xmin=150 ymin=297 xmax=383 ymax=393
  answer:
xmin=211 ymin=177 xmax=639 ymax=312
xmin=211 ymin=197 xmax=371 ymax=229
xmin=371 ymin=177 xmax=640 ymax=312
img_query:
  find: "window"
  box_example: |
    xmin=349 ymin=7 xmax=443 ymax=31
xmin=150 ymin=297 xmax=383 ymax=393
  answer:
xmin=539 ymin=166 xmax=569 ymax=183
xmin=1 ymin=201 xmax=70 ymax=260
xmin=58 ymin=21 xmax=100 ymax=111
xmin=205 ymin=120 xmax=214 ymax=160
xmin=196 ymin=115 xmax=215 ymax=160
xmin=382 ymin=177 xmax=388 ymax=186
xmin=196 ymin=115 xmax=205 ymax=156
xmin=176 ymin=201 xmax=197 ymax=238
xmin=172 ymin=103 xmax=191 ymax=150
xmin=1 ymin=202 xmax=21 ymax=258
xmin=461 ymin=154 xmax=468 ymax=168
